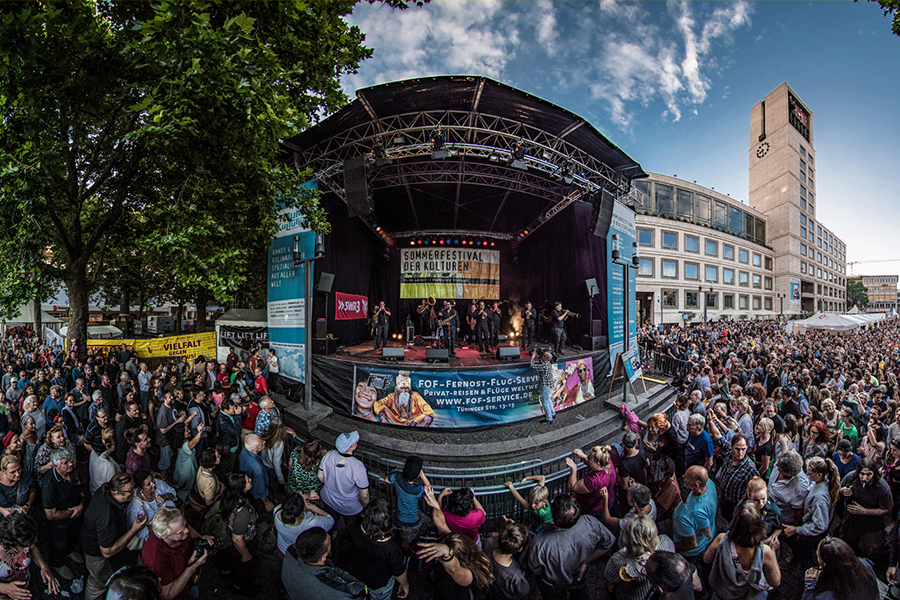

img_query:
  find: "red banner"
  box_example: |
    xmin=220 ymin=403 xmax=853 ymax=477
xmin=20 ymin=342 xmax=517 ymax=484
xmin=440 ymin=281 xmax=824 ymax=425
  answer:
xmin=335 ymin=292 xmax=369 ymax=321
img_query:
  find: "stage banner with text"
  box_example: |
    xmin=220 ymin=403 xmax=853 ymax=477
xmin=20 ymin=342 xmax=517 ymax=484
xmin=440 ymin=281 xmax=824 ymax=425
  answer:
xmin=87 ymin=333 xmax=216 ymax=362
xmin=335 ymin=292 xmax=369 ymax=321
xmin=606 ymin=201 xmax=637 ymax=366
xmin=399 ymin=248 xmax=500 ymax=300
xmin=345 ymin=355 xmax=598 ymax=428
xmin=267 ymin=181 xmax=317 ymax=384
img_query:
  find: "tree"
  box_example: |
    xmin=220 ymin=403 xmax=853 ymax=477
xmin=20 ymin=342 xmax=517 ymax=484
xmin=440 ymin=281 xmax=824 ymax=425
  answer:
xmin=847 ymin=279 xmax=870 ymax=309
xmin=866 ymin=0 xmax=900 ymax=36
xmin=0 ymin=0 xmax=420 ymax=351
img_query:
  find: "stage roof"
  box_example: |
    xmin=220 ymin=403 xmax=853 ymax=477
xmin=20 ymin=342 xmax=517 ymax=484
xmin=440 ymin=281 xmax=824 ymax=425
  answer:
xmin=283 ymin=76 xmax=647 ymax=242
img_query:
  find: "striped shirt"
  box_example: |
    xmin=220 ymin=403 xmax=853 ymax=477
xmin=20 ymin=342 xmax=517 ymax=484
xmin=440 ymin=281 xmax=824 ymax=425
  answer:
xmin=531 ymin=356 xmax=555 ymax=388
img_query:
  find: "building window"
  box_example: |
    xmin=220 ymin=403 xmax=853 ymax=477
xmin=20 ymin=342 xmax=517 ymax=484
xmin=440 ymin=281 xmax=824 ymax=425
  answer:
xmin=729 ymin=207 xmax=742 ymax=234
xmin=638 ymin=258 xmax=653 ymax=277
xmin=662 ymin=231 xmax=677 ymax=249
xmin=685 ymin=291 xmax=699 ymax=308
xmin=685 ymin=263 xmax=699 ymax=280
xmin=723 ymin=245 xmax=734 ymax=260
xmin=676 ymin=189 xmax=693 ymax=218
xmin=801 ymin=197 xmax=807 ymax=209
xmin=695 ymin=195 xmax=711 ymax=223
xmin=705 ymin=266 xmax=718 ymax=283
xmin=817 ymin=268 xmax=822 ymax=278
xmin=662 ymin=290 xmax=677 ymax=308
xmin=817 ymin=226 xmax=822 ymax=236
xmin=752 ymin=297 xmax=761 ymax=310
xmin=707 ymin=293 xmax=717 ymax=309
xmin=800 ymin=185 xmax=806 ymax=197
xmin=800 ymin=146 xmax=806 ymax=157
xmin=808 ymin=230 xmax=814 ymax=242
xmin=638 ymin=229 xmax=653 ymax=246
xmin=800 ymin=171 xmax=806 ymax=183
xmin=809 ymin=199 xmax=814 ymax=214
xmin=714 ymin=201 xmax=728 ymax=229
xmin=800 ymin=159 xmax=806 ymax=171
xmin=752 ymin=253 xmax=761 ymax=267
xmin=739 ymin=295 xmax=749 ymax=310
xmin=634 ymin=180 xmax=651 ymax=202
xmin=685 ymin=236 xmax=698 ymax=253
xmin=764 ymin=277 xmax=773 ymax=290
xmin=801 ymin=227 xmax=806 ymax=238
xmin=724 ymin=295 xmax=735 ymax=309
xmin=801 ymin=243 xmax=807 ymax=255
xmin=739 ymin=272 xmax=749 ymax=286
xmin=656 ymin=184 xmax=674 ymax=216
xmin=808 ymin=178 xmax=813 ymax=189
xmin=800 ymin=214 xmax=806 ymax=225
xmin=662 ymin=260 xmax=677 ymax=278
xmin=706 ymin=240 xmax=717 ymax=257
xmin=817 ymin=238 xmax=822 ymax=248
xmin=801 ymin=263 xmax=806 ymax=274
xmin=723 ymin=269 xmax=734 ymax=284
xmin=739 ymin=249 xmax=749 ymax=264
xmin=753 ymin=274 xmax=762 ymax=288
xmin=765 ymin=297 xmax=773 ymax=310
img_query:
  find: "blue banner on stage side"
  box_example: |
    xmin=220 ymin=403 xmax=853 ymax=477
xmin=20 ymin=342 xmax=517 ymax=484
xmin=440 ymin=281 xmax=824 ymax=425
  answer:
xmin=266 ymin=181 xmax=318 ymax=384
xmin=606 ymin=201 xmax=637 ymax=366
xmin=349 ymin=356 xmax=598 ymax=428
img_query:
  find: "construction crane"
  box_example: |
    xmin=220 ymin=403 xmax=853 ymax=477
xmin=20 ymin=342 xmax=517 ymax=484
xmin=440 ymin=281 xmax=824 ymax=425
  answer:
xmin=848 ymin=259 xmax=900 ymax=277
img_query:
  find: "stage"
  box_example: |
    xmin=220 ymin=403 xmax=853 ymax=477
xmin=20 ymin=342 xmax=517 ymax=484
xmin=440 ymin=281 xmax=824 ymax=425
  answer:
xmin=330 ymin=340 xmax=542 ymax=369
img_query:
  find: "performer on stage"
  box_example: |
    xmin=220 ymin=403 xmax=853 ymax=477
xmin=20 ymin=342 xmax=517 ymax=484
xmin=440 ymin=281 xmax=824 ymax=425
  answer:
xmin=439 ymin=300 xmax=459 ymax=356
xmin=373 ymin=301 xmax=391 ymax=350
xmin=550 ymin=302 xmax=570 ymax=356
xmin=489 ymin=302 xmax=502 ymax=349
xmin=416 ymin=298 xmax=433 ymax=337
xmin=521 ymin=301 xmax=537 ymax=352
xmin=466 ymin=303 xmax=478 ymax=343
xmin=475 ymin=301 xmax=491 ymax=354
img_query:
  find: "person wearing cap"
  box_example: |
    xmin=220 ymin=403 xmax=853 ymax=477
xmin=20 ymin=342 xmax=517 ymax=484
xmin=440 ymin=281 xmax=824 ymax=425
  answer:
xmin=318 ymin=431 xmax=369 ymax=524
xmin=386 ymin=455 xmax=432 ymax=546
xmin=833 ymin=438 xmax=861 ymax=480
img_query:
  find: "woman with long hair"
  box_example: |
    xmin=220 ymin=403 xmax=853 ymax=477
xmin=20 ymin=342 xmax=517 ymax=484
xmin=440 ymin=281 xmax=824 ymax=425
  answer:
xmin=273 ymin=492 xmax=333 ymax=558
xmin=127 ymin=470 xmax=177 ymax=548
xmin=0 ymin=512 xmax=60 ymax=596
xmin=804 ymin=420 xmax=831 ymax=462
xmin=802 ymin=537 xmax=879 ymax=600
xmin=704 ymin=502 xmax=780 ymax=599
xmin=261 ymin=416 xmax=289 ymax=494
xmin=566 ymin=445 xmax=617 ymax=516
xmin=742 ymin=477 xmax=783 ymax=549
xmin=821 ymin=399 xmax=839 ymax=433
xmin=604 ymin=515 xmax=674 ymax=600
xmin=215 ymin=473 xmax=259 ymax=594
xmin=753 ymin=418 xmax=775 ymax=479
xmin=89 ymin=427 xmax=120 ymax=494
xmin=286 ymin=439 xmax=326 ymax=503
xmin=21 ymin=396 xmax=44 ymax=440
xmin=883 ymin=437 xmax=900 ymax=517
xmin=417 ymin=532 xmax=494 ymax=600
xmin=784 ymin=457 xmax=841 ymax=571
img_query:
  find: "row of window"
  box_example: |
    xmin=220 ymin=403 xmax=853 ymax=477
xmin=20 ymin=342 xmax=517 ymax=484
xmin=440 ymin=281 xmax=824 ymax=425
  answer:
xmin=633 ymin=181 xmax=766 ymax=245
xmin=638 ymin=258 xmax=773 ymax=288
xmin=660 ymin=290 xmax=773 ymax=311
xmin=800 ymin=243 xmax=842 ymax=274
xmin=637 ymin=229 xmax=772 ymax=268
xmin=798 ymin=214 xmax=844 ymax=263
xmin=800 ymin=261 xmax=844 ymax=286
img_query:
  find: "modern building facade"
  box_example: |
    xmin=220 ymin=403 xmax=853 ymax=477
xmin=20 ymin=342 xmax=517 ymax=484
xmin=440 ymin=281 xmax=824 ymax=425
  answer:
xmin=859 ymin=275 xmax=898 ymax=311
xmin=749 ymin=83 xmax=847 ymax=314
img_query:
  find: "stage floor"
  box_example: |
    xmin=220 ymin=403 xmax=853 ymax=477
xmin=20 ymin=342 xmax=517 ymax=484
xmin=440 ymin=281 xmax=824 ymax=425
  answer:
xmin=332 ymin=341 xmax=541 ymax=368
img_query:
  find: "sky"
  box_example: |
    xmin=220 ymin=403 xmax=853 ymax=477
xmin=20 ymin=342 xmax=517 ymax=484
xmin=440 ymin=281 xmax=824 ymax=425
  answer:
xmin=341 ymin=0 xmax=900 ymax=276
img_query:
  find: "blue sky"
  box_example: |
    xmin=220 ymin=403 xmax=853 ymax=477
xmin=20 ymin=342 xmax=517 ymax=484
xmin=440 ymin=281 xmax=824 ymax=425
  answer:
xmin=343 ymin=0 xmax=899 ymax=274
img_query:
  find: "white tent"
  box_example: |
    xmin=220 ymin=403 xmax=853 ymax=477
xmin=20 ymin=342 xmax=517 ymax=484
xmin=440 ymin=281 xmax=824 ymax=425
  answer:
xmin=215 ymin=309 xmax=268 ymax=363
xmin=788 ymin=312 xmax=861 ymax=335
xmin=846 ymin=305 xmax=861 ymax=314
xmin=0 ymin=304 xmax=64 ymax=337
xmin=59 ymin=325 xmax=124 ymax=339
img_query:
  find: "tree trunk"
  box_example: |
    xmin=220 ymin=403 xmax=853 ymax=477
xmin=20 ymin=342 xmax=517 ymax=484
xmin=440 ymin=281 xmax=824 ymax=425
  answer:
xmin=67 ymin=271 xmax=90 ymax=358
xmin=174 ymin=302 xmax=183 ymax=334
xmin=195 ymin=292 xmax=208 ymax=333
xmin=32 ymin=297 xmax=42 ymax=341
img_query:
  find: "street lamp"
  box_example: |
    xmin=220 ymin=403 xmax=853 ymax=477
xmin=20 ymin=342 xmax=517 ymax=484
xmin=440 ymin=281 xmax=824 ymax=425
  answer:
xmin=776 ymin=292 xmax=786 ymax=321
xmin=699 ymin=285 xmax=713 ymax=323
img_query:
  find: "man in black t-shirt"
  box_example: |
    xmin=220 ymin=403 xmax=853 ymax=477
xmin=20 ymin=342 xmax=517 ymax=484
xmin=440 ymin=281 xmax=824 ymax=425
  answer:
xmin=550 ymin=302 xmax=570 ymax=357
xmin=439 ymin=301 xmax=459 ymax=356
xmin=42 ymin=449 xmax=85 ymax=580
xmin=475 ymin=302 xmax=491 ymax=354
xmin=521 ymin=302 xmax=537 ymax=353
xmin=373 ymin=301 xmax=391 ymax=350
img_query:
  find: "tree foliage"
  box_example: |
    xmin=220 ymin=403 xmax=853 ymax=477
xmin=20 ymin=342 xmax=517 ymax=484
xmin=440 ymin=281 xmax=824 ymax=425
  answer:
xmin=0 ymin=0 xmax=421 ymax=347
xmin=847 ymin=279 xmax=870 ymax=308
xmin=866 ymin=0 xmax=900 ymax=36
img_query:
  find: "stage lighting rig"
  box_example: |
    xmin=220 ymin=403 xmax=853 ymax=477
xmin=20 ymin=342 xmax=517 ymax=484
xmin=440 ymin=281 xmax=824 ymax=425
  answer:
xmin=509 ymin=139 xmax=528 ymax=170
xmin=430 ymin=127 xmax=451 ymax=160
xmin=373 ymin=136 xmax=392 ymax=167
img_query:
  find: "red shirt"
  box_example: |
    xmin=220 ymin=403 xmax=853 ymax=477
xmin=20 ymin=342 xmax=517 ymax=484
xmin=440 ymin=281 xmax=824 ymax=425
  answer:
xmin=241 ymin=401 xmax=260 ymax=431
xmin=142 ymin=531 xmax=192 ymax=599
xmin=254 ymin=376 xmax=267 ymax=394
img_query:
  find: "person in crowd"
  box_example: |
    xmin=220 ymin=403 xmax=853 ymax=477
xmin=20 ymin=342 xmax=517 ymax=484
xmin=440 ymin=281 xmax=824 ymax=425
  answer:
xmin=565 ymin=445 xmax=616 ymax=516
xmin=482 ymin=520 xmax=530 ymax=600
xmin=836 ymin=407 xmax=859 ymax=451
xmin=783 ymin=457 xmax=841 ymax=571
xmin=90 ymin=427 xmax=121 ymax=494
xmin=753 ymin=417 xmax=776 ymax=479
xmin=768 ymin=450 xmax=811 ymax=526
xmin=287 ymin=438 xmax=326 ymax=501
xmin=605 ymin=515 xmax=675 ymax=600
xmin=715 ymin=433 xmax=758 ymax=521
xmin=595 ymin=482 xmax=657 ymax=544
xmin=239 ymin=434 xmax=273 ymax=520
xmin=387 ymin=455 xmax=433 ymax=546
xmin=273 ymin=491 xmax=334 ymax=558
xmin=504 ymin=474 xmax=553 ymax=531
xmin=216 ymin=473 xmax=259 ymax=595
xmin=190 ymin=447 xmax=222 ymax=519
xmin=685 ymin=415 xmax=714 ymax=471
xmin=428 ymin=486 xmax=486 ymax=547
xmin=883 ymin=437 xmax=900 ymax=515
xmin=645 ymin=551 xmax=698 ymax=600
xmin=317 ymin=431 xmax=369 ymax=527
xmin=217 ymin=396 xmax=243 ymax=474
xmin=172 ymin=423 xmax=204 ymax=502
xmin=673 ymin=466 xmax=717 ymax=562
xmin=742 ymin=477 xmax=784 ymax=551
xmin=254 ymin=396 xmax=276 ymax=437
xmin=703 ymin=502 xmax=781 ymax=599
xmin=832 ymin=438 xmax=861 ymax=480
xmin=21 ymin=396 xmax=45 ymax=442
xmin=343 ymin=498 xmax=408 ymax=600
xmin=805 ymin=420 xmax=831 ymax=461
xmin=802 ymin=537 xmax=879 ymax=600
xmin=838 ymin=456 xmax=893 ymax=558
xmin=125 ymin=427 xmax=154 ymax=476
xmin=84 ymin=407 xmax=111 ymax=455
xmin=141 ymin=507 xmax=209 ymax=600
xmin=524 ymin=494 xmax=615 ymax=600
xmin=34 ymin=424 xmax=76 ymax=487
xmin=155 ymin=391 xmax=185 ymax=475
xmin=261 ymin=416 xmax=290 ymax=496
xmin=282 ymin=527 xmax=367 ymax=600
xmin=127 ymin=470 xmax=178 ymax=549
xmin=115 ymin=400 xmax=142 ymax=465
xmin=418 ymin=532 xmax=494 ymax=600
xmin=0 ymin=455 xmax=34 ymax=517
xmin=0 ymin=512 xmax=60 ymax=597
xmin=619 ymin=431 xmax=649 ymax=485
xmin=42 ymin=448 xmax=85 ymax=581
xmin=82 ymin=472 xmax=147 ymax=600
xmin=19 ymin=414 xmax=39 ymax=477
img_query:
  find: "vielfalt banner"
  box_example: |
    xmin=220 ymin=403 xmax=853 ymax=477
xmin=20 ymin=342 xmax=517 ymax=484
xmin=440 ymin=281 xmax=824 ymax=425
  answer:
xmin=335 ymin=292 xmax=369 ymax=321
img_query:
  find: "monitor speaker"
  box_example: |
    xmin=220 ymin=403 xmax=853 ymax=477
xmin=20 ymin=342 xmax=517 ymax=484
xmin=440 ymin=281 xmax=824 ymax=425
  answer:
xmin=591 ymin=319 xmax=604 ymax=337
xmin=581 ymin=335 xmax=608 ymax=351
xmin=313 ymin=338 xmax=337 ymax=355
xmin=382 ymin=347 xmax=405 ymax=361
xmin=425 ymin=348 xmax=449 ymax=363
xmin=316 ymin=272 xmax=334 ymax=294
xmin=315 ymin=320 xmax=327 ymax=340
xmin=496 ymin=346 xmax=520 ymax=361
xmin=344 ymin=156 xmax=372 ymax=219
xmin=592 ymin=189 xmax=615 ymax=238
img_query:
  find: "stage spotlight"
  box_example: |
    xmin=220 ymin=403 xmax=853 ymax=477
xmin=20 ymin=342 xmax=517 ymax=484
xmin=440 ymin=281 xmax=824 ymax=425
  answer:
xmin=410 ymin=241 xmax=415 ymax=246
xmin=446 ymin=239 xmax=451 ymax=244
xmin=454 ymin=240 xmax=459 ymax=244
xmin=439 ymin=240 xmax=444 ymax=245
xmin=488 ymin=153 xmax=500 ymax=163
xmin=490 ymin=242 xmax=495 ymax=246
xmin=392 ymin=135 xmax=406 ymax=146
xmin=431 ymin=127 xmax=451 ymax=160
xmin=483 ymin=241 xmax=488 ymax=246
xmin=509 ymin=139 xmax=528 ymax=170
xmin=417 ymin=240 xmax=422 ymax=245
xmin=373 ymin=136 xmax=391 ymax=167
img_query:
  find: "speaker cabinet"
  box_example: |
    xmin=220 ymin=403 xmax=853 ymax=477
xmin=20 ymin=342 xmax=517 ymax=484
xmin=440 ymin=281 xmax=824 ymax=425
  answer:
xmin=344 ymin=155 xmax=372 ymax=219
xmin=316 ymin=272 xmax=334 ymax=294
xmin=592 ymin=189 xmax=615 ymax=238
xmin=315 ymin=320 xmax=327 ymax=340
xmin=496 ymin=346 xmax=520 ymax=361
xmin=591 ymin=319 xmax=604 ymax=337
xmin=381 ymin=347 xmax=405 ymax=361
xmin=313 ymin=338 xmax=337 ymax=355
xmin=425 ymin=348 xmax=449 ymax=363
xmin=581 ymin=335 xmax=608 ymax=351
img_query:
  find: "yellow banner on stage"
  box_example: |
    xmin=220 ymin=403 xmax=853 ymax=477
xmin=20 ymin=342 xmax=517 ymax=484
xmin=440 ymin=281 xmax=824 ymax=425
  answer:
xmin=87 ymin=332 xmax=216 ymax=362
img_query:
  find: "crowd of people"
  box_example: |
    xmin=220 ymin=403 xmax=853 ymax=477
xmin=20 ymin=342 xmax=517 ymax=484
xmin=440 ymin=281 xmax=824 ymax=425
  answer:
xmin=1 ymin=315 xmax=899 ymax=600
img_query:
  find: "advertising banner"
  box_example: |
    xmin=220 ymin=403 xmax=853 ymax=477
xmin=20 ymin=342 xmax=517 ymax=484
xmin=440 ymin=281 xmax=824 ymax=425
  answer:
xmin=621 ymin=349 xmax=643 ymax=383
xmin=606 ymin=201 xmax=637 ymax=366
xmin=335 ymin=292 xmax=369 ymax=321
xmin=218 ymin=326 xmax=268 ymax=349
xmin=399 ymin=248 xmax=500 ymax=300
xmin=790 ymin=277 xmax=801 ymax=306
xmin=267 ymin=181 xmax=317 ymax=383
xmin=348 ymin=356 xmax=596 ymax=428
xmin=87 ymin=332 xmax=216 ymax=362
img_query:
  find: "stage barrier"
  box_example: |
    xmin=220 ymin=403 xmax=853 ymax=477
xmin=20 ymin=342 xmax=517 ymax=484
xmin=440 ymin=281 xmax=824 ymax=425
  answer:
xmin=311 ymin=350 xmax=611 ymax=429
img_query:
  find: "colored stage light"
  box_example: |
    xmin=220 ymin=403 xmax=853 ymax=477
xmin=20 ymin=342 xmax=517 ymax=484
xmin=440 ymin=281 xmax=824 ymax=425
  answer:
xmin=446 ymin=239 xmax=451 ymax=244
xmin=439 ymin=240 xmax=444 ymax=244
xmin=410 ymin=241 xmax=415 ymax=245
xmin=524 ymin=230 xmax=529 ymax=235
xmin=490 ymin=242 xmax=495 ymax=246
xmin=417 ymin=240 xmax=422 ymax=244
xmin=483 ymin=241 xmax=488 ymax=246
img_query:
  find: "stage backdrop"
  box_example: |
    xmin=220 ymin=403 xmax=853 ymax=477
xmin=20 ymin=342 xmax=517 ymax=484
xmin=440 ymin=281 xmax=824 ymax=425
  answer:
xmin=312 ymin=350 xmax=610 ymax=428
xmin=606 ymin=201 xmax=637 ymax=365
xmin=400 ymin=248 xmax=500 ymax=299
xmin=267 ymin=181 xmax=317 ymax=383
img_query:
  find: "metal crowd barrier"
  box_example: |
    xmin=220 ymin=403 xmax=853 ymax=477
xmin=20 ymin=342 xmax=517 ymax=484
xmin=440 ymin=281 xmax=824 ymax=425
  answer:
xmin=644 ymin=350 xmax=691 ymax=378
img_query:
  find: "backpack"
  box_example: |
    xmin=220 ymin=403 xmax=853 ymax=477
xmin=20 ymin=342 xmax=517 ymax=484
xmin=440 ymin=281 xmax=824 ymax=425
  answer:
xmin=200 ymin=498 xmax=232 ymax=549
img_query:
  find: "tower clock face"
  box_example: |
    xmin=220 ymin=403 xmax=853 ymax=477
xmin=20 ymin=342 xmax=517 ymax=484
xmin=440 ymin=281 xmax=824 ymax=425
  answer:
xmin=756 ymin=142 xmax=770 ymax=159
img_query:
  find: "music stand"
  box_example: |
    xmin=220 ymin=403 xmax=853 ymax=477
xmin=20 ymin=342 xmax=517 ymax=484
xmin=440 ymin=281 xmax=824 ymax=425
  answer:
xmin=585 ymin=278 xmax=599 ymax=331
